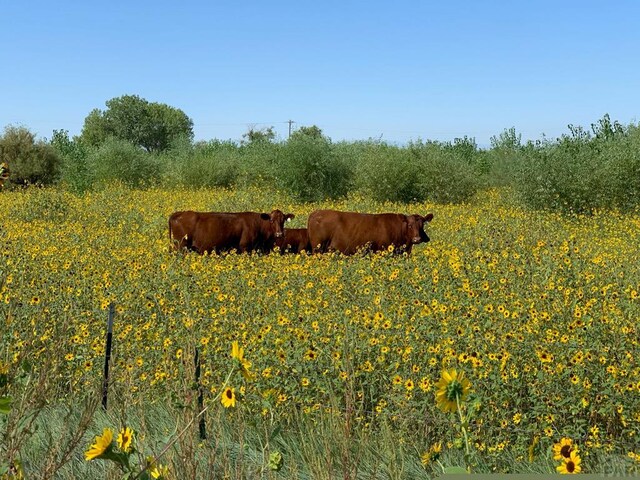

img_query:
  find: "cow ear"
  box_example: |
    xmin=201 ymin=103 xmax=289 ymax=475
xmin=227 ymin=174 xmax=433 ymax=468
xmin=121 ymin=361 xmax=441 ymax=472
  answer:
xmin=424 ymin=213 xmax=434 ymax=222
xmin=286 ymin=213 xmax=295 ymax=221
xmin=261 ymin=213 xmax=270 ymax=220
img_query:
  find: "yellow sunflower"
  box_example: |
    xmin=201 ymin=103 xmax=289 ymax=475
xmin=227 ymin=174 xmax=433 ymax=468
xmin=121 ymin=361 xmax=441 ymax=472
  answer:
xmin=553 ymin=437 xmax=576 ymax=461
xmin=117 ymin=426 xmax=134 ymax=453
xmin=146 ymin=456 xmax=169 ymax=479
xmin=434 ymin=369 xmax=471 ymax=413
xmin=231 ymin=341 xmax=244 ymax=362
xmin=231 ymin=341 xmax=254 ymax=380
xmin=221 ymin=387 xmax=237 ymax=408
xmin=85 ymin=427 xmax=113 ymax=461
xmin=556 ymin=450 xmax=582 ymax=474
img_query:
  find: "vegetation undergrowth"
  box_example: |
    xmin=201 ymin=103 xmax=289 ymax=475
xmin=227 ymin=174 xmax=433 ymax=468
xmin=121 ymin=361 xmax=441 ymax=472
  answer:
xmin=1 ymin=185 xmax=639 ymax=478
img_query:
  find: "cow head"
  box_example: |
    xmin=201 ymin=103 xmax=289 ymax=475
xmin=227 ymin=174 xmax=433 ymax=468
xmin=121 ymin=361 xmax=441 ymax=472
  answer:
xmin=406 ymin=213 xmax=434 ymax=244
xmin=262 ymin=210 xmax=295 ymax=238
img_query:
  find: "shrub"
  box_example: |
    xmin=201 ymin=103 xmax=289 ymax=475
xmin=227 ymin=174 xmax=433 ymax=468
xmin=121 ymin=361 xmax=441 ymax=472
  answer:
xmin=514 ymin=116 xmax=640 ymax=213
xmin=354 ymin=142 xmax=425 ymax=203
xmin=0 ymin=125 xmax=61 ymax=186
xmin=483 ymin=127 xmax=526 ymax=187
xmin=275 ymin=135 xmax=352 ymax=202
xmin=88 ymin=137 xmax=160 ymax=188
xmin=408 ymin=140 xmax=480 ymax=204
xmin=50 ymin=129 xmax=93 ymax=194
xmin=178 ymin=140 xmax=240 ymax=188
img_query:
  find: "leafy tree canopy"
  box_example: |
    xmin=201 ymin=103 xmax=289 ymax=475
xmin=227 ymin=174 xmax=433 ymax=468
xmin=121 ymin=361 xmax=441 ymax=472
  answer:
xmin=80 ymin=94 xmax=193 ymax=152
xmin=0 ymin=125 xmax=61 ymax=186
xmin=290 ymin=125 xmax=326 ymax=141
xmin=242 ymin=126 xmax=276 ymax=145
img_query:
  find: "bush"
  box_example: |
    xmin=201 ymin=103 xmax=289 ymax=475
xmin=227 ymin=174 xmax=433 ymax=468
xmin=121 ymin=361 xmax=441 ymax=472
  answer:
xmin=50 ymin=129 xmax=93 ymax=194
xmin=178 ymin=140 xmax=240 ymax=188
xmin=88 ymin=137 xmax=160 ymax=188
xmin=482 ymin=127 xmax=526 ymax=187
xmin=275 ymin=135 xmax=352 ymax=202
xmin=354 ymin=142 xmax=424 ymax=203
xmin=514 ymin=116 xmax=640 ymax=213
xmin=0 ymin=125 xmax=61 ymax=186
xmin=602 ymin=125 xmax=640 ymax=211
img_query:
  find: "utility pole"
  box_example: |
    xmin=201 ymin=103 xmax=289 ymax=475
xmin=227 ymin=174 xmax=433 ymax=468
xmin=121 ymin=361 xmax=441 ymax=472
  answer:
xmin=288 ymin=119 xmax=295 ymax=138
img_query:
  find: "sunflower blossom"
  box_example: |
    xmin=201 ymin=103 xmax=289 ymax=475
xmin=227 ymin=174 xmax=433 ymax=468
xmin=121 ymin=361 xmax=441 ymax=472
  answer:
xmin=553 ymin=437 xmax=576 ymax=461
xmin=146 ymin=456 xmax=169 ymax=479
xmin=435 ymin=369 xmax=471 ymax=413
xmin=556 ymin=450 xmax=582 ymax=474
xmin=85 ymin=427 xmax=114 ymax=461
xmin=221 ymin=386 xmax=237 ymax=408
xmin=117 ymin=426 xmax=134 ymax=453
xmin=231 ymin=341 xmax=244 ymax=362
xmin=231 ymin=341 xmax=254 ymax=380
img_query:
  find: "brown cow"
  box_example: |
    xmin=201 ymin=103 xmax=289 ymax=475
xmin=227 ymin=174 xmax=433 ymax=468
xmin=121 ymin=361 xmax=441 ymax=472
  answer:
xmin=307 ymin=210 xmax=433 ymax=255
xmin=275 ymin=228 xmax=312 ymax=254
xmin=169 ymin=210 xmax=294 ymax=254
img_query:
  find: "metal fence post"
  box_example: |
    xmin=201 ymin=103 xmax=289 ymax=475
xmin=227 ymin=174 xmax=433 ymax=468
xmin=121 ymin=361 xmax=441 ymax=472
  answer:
xmin=195 ymin=347 xmax=207 ymax=439
xmin=101 ymin=302 xmax=115 ymax=411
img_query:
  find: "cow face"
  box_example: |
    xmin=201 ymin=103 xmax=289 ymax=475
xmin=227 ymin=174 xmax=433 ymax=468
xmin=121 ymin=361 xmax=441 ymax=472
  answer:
xmin=264 ymin=210 xmax=295 ymax=238
xmin=406 ymin=213 xmax=434 ymax=244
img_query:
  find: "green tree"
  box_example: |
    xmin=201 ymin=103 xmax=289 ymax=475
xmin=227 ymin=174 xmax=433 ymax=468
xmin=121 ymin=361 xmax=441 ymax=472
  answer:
xmin=242 ymin=126 xmax=276 ymax=145
xmin=0 ymin=125 xmax=61 ymax=186
xmin=80 ymin=95 xmax=193 ymax=152
xmin=290 ymin=125 xmax=324 ymax=140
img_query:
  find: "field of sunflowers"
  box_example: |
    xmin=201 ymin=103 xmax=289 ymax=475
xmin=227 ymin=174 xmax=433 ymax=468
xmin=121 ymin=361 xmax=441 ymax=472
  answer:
xmin=1 ymin=185 xmax=639 ymax=477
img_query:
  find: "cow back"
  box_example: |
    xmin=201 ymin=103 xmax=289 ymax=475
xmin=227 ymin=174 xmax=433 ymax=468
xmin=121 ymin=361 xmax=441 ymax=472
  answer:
xmin=169 ymin=210 xmax=293 ymax=254
xmin=308 ymin=210 xmax=414 ymax=254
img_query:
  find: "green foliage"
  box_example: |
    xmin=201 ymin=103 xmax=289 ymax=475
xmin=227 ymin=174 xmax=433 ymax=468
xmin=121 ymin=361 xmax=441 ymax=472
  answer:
xmin=241 ymin=126 xmax=276 ymax=145
xmin=2 ymin=113 xmax=638 ymax=213
xmin=290 ymin=125 xmax=324 ymax=140
xmin=0 ymin=125 xmax=61 ymax=186
xmin=88 ymin=137 xmax=160 ymax=188
xmin=355 ymin=141 xmax=425 ymax=203
xmin=176 ymin=140 xmax=240 ymax=188
xmin=515 ymin=115 xmax=639 ymax=213
xmin=482 ymin=127 xmax=525 ymax=186
xmin=80 ymin=95 xmax=193 ymax=152
xmin=412 ymin=140 xmax=481 ymax=204
xmin=353 ymin=139 xmax=480 ymax=204
xmin=50 ymin=129 xmax=93 ymax=194
xmin=276 ymin=134 xmax=352 ymax=202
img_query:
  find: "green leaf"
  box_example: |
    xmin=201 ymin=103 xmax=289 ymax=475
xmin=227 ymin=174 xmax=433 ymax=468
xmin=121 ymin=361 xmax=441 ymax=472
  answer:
xmin=0 ymin=396 xmax=12 ymax=415
xmin=443 ymin=466 xmax=468 ymax=474
xmin=269 ymin=424 xmax=282 ymax=441
xmin=268 ymin=451 xmax=283 ymax=471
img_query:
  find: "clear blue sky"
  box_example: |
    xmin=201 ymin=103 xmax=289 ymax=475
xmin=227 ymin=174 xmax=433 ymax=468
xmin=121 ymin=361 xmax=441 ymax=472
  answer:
xmin=2 ymin=1 xmax=639 ymax=147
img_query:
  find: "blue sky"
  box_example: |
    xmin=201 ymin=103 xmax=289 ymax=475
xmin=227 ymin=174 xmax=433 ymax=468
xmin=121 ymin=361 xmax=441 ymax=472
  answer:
xmin=2 ymin=1 xmax=639 ymax=147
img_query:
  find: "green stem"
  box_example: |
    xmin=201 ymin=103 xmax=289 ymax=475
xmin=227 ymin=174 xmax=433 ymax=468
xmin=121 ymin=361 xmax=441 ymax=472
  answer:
xmin=456 ymin=394 xmax=472 ymax=473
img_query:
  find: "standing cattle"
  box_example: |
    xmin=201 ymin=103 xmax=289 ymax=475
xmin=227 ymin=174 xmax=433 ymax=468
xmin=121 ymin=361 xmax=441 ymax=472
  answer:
xmin=169 ymin=210 xmax=294 ymax=254
xmin=307 ymin=210 xmax=433 ymax=255
xmin=275 ymin=228 xmax=312 ymax=254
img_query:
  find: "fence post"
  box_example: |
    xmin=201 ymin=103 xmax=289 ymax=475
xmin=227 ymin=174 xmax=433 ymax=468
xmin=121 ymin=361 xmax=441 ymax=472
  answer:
xmin=195 ymin=347 xmax=207 ymax=439
xmin=102 ymin=302 xmax=115 ymax=411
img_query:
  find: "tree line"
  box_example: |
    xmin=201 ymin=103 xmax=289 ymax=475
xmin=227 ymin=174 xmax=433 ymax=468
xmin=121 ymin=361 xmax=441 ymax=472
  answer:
xmin=1 ymin=94 xmax=639 ymax=214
